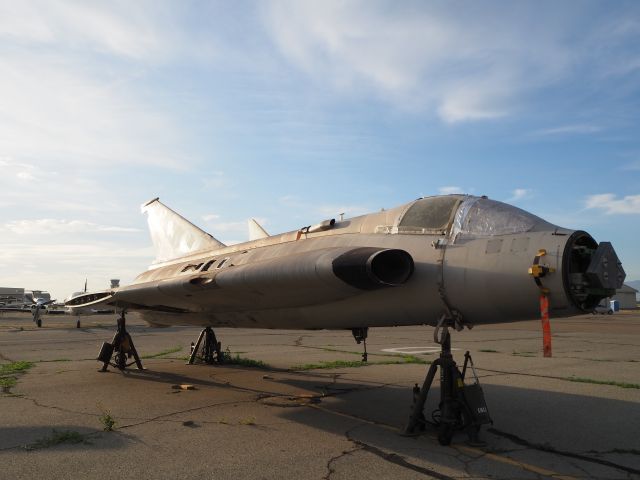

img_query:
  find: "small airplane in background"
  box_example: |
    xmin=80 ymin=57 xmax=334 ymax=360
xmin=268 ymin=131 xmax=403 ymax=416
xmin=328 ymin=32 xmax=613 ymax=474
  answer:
xmin=65 ymin=280 xmax=115 ymax=328
xmin=66 ymin=194 xmax=625 ymax=444
xmin=1 ymin=291 xmax=57 ymax=327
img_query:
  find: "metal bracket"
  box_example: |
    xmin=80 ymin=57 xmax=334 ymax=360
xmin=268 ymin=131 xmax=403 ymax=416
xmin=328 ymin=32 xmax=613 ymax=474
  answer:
xmin=433 ymin=313 xmax=465 ymax=345
xmin=528 ymin=249 xmax=556 ymax=294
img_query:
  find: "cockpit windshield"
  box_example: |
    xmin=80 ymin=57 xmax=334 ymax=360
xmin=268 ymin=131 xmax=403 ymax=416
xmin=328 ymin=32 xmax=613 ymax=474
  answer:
xmin=451 ymin=196 xmax=543 ymax=239
xmin=398 ymin=196 xmax=461 ymax=233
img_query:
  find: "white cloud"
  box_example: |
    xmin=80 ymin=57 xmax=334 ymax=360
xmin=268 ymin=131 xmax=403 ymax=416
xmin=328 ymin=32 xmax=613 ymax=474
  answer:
xmin=534 ymin=124 xmax=602 ymax=136
xmin=263 ymin=1 xmax=575 ymax=123
xmin=585 ymin=194 xmax=640 ymax=214
xmin=0 ymin=241 xmax=153 ymax=300
xmin=508 ymin=188 xmax=532 ymax=202
xmin=315 ymin=205 xmax=370 ymax=219
xmin=0 ymin=1 xmax=173 ymax=60
xmin=622 ymin=160 xmax=640 ymax=171
xmin=0 ymin=3 xmax=198 ymax=172
xmin=3 ymin=219 xmax=140 ymax=235
xmin=438 ymin=186 xmax=464 ymax=195
xmin=202 ymin=172 xmax=227 ymax=189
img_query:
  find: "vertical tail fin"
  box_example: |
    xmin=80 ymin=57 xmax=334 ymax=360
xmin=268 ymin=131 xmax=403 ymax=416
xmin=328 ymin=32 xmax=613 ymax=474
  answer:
xmin=248 ymin=218 xmax=270 ymax=241
xmin=142 ymin=198 xmax=226 ymax=264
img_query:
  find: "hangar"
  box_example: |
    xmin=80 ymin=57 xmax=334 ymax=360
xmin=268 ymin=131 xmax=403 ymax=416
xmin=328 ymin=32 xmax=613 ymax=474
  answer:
xmin=613 ymin=284 xmax=639 ymax=310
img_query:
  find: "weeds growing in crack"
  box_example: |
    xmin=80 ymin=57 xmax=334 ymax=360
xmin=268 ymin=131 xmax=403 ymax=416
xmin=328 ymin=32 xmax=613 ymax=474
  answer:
xmin=0 ymin=361 xmax=34 ymax=393
xmin=216 ymin=416 xmax=256 ymax=426
xmin=0 ymin=361 xmax=33 ymax=375
xmin=239 ymin=416 xmax=256 ymax=426
xmin=566 ymin=376 xmax=640 ymax=389
xmin=223 ymin=351 xmax=269 ymax=369
xmin=97 ymin=403 xmax=116 ymax=431
xmin=141 ymin=346 xmax=183 ymax=359
xmin=24 ymin=429 xmax=88 ymax=450
xmin=291 ymin=355 xmax=427 ymax=371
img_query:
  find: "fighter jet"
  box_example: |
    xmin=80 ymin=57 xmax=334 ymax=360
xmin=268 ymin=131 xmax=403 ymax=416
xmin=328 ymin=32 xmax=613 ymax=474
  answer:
xmin=67 ymin=195 xmax=625 ymax=331
xmin=65 ymin=194 xmax=625 ymax=444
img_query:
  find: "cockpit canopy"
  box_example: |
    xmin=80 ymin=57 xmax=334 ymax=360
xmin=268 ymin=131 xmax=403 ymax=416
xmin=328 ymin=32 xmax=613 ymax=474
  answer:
xmin=396 ymin=195 xmax=549 ymax=239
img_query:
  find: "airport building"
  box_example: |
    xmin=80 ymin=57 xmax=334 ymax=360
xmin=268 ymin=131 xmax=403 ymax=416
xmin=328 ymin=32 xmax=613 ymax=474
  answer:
xmin=0 ymin=287 xmax=51 ymax=305
xmin=613 ymin=284 xmax=639 ymax=310
xmin=0 ymin=287 xmax=26 ymax=305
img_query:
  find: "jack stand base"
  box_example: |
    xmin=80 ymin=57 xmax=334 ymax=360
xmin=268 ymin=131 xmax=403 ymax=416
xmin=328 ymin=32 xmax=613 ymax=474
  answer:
xmin=188 ymin=326 xmax=224 ymax=365
xmin=351 ymin=327 xmax=368 ymax=362
xmin=402 ymin=327 xmax=491 ymax=446
xmin=97 ymin=313 xmax=144 ymax=372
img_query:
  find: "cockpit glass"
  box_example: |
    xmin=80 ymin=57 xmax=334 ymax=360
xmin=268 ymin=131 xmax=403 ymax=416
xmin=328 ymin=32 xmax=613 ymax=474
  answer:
xmin=398 ymin=196 xmax=461 ymax=232
xmin=453 ymin=197 xmax=542 ymax=237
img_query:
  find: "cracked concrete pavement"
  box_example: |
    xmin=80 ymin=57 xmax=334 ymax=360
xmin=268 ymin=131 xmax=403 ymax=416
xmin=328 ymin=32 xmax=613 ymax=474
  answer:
xmin=0 ymin=311 xmax=639 ymax=479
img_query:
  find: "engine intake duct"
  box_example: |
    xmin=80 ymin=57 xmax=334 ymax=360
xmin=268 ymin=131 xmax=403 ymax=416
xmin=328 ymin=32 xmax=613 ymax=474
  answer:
xmin=333 ymin=247 xmax=414 ymax=290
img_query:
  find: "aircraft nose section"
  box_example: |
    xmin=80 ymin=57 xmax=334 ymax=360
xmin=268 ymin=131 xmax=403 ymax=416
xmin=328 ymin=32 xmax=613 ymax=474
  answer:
xmin=562 ymin=232 xmax=625 ymax=311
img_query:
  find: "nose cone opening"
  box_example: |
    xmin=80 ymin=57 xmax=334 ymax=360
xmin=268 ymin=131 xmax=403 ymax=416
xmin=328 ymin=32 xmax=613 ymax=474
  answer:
xmin=563 ymin=231 xmax=626 ymax=311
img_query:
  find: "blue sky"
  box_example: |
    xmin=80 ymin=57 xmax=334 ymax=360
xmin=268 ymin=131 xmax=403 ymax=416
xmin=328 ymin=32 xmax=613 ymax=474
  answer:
xmin=0 ymin=1 xmax=639 ymax=300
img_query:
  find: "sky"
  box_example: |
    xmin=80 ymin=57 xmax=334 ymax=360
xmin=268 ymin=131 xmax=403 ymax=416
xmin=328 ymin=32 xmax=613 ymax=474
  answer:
xmin=1 ymin=0 xmax=639 ymax=301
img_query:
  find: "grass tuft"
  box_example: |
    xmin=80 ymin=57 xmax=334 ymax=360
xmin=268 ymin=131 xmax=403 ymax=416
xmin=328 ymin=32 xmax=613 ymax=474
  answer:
xmin=141 ymin=346 xmax=183 ymax=359
xmin=99 ymin=412 xmax=116 ymax=431
xmin=0 ymin=361 xmax=34 ymax=375
xmin=25 ymin=430 xmax=87 ymax=450
xmin=224 ymin=353 xmax=269 ymax=369
xmin=239 ymin=416 xmax=256 ymax=426
xmin=0 ymin=361 xmax=34 ymax=393
xmin=0 ymin=377 xmax=17 ymax=389
xmin=512 ymin=351 xmax=536 ymax=357
xmin=291 ymin=355 xmax=428 ymax=371
xmin=479 ymin=349 xmax=499 ymax=353
xmin=566 ymin=376 xmax=640 ymax=389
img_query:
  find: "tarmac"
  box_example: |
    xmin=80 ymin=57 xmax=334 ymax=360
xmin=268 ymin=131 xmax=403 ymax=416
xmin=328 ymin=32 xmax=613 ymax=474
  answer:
xmin=0 ymin=310 xmax=639 ymax=479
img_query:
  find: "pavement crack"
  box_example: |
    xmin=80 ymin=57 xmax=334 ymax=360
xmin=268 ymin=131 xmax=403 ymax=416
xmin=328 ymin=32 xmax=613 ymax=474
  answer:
xmin=333 ymin=424 xmax=457 ymax=480
xmin=488 ymin=427 xmax=640 ymax=476
xmin=323 ymin=426 xmax=364 ymax=480
xmin=11 ymin=394 xmax=102 ymax=419
xmin=587 ymin=448 xmax=640 ymax=456
xmin=118 ymin=399 xmax=257 ymax=429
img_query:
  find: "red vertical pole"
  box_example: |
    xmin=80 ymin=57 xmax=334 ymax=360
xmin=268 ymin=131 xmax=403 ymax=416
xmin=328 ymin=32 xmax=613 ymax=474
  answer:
xmin=540 ymin=294 xmax=552 ymax=358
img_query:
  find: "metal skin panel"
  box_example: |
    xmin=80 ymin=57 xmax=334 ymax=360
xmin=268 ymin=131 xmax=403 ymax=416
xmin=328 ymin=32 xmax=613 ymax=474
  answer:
xmin=66 ymin=195 xmax=624 ymax=330
xmin=119 ymin=234 xmax=444 ymax=329
xmin=445 ymin=231 xmax=573 ymax=324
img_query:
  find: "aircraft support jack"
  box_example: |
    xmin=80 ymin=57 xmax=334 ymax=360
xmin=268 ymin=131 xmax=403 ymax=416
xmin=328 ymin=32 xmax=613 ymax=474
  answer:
xmin=351 ymin=327 xmax=368 ymax=362
xmin=188 ymin=326 xmax=224 ymax=365
xmin=403 ymin=326 xmax=492 ymax=446
xmin=97 ymin=312 xmax=144 ymax=372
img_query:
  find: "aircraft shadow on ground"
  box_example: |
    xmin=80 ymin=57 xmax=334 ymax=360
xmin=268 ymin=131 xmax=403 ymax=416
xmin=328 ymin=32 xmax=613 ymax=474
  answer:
xmin=271 ymin=376 xmax=640 ymax=476
xmin=0 ymin=425 xmax=132 ymax=451
xmin=97 ymin=364 xmax=640 ymax=475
